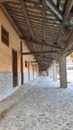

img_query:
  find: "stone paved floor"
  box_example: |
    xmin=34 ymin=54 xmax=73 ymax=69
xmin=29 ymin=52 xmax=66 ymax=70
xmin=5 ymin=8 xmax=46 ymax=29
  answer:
xmin=0 ymin=76 xmax=73 ymax=130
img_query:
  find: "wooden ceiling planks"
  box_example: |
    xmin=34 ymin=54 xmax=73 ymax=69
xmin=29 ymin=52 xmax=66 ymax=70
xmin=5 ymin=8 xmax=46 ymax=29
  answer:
xmin=1 ymin=0 xmax=73 ymax=70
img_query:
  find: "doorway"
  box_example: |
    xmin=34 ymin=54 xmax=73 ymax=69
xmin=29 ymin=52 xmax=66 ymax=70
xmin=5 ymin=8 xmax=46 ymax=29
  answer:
xmin=12 ymin=49 xmax=18 ymax=87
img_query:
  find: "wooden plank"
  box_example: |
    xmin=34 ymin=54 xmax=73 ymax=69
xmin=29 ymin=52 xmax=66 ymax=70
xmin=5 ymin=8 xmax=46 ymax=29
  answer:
xmin=25 ymin=0 xmax=40 ymax=5
xmin=27 ymin=10 xmax=42 ymax=15
xmin=0 ymin=0 xmax=12 ymax=2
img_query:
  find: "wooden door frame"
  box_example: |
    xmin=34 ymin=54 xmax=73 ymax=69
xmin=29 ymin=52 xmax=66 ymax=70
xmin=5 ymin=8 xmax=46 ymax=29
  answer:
xmin=20 ymin=41 xmax=24 ymax=84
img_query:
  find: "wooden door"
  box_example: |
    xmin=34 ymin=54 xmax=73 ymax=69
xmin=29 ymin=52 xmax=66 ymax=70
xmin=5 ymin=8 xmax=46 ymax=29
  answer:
xmin=12 ymin=49 xmax=18 ymax=87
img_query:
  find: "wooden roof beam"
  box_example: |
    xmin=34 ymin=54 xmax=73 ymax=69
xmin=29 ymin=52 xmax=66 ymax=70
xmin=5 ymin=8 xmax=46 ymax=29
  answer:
xmin=21 ymin=0 xmax=36 ymax=51
xmin=21 ymin=0 xmax=34 ymax=39
xmin=42 ymin=0 xmax=46 ymax=41
xmin=22 ymin=50 xmax=58 ymax=55
xmin=37 ymin=60 xmax=50 ymax=63
xmin=42 ymin=0 xmax=46 ymax=52
xmin=57 ymin=0 xmax=73 ymax=45
xmin=46 ymin=0 xmax=63 ymax=21
xmin=57 ymin=0 xmax=60 ymax=9
xmin=36 ymin=56 xmax=54 ymax=60
xmin=31 ymin=59 xmax=50 ymax=63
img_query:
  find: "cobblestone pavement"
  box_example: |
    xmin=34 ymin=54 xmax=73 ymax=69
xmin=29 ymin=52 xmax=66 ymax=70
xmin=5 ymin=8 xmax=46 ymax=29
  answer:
xmin=0 ymin=76 xmax=73 ymax=130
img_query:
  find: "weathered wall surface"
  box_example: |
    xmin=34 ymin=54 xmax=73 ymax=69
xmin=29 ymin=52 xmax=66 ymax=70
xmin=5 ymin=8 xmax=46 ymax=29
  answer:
xmin=0 ymin=7 xmax=20 ymax=90
xmin=0 ymin=7 xmax=39 ymax=91
xmin=22 ymin=42 xmax=39 ymax=83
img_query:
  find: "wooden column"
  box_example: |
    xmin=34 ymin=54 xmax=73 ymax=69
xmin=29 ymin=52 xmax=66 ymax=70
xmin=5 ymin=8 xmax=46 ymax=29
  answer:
xmin=59 ymin=55 xmax=67 ymax=88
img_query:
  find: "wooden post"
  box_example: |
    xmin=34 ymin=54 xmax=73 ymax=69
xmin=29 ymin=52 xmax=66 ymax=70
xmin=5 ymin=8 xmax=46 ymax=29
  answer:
xmin=59 ymin=55 xmax=67 ymax=88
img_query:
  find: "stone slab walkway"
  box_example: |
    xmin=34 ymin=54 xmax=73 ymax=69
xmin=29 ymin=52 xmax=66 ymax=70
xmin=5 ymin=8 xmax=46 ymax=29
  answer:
xmin=0 ymin=77 xmax=40 ymax=120
xmin=0 ymin=76 xmax=73 ymax=130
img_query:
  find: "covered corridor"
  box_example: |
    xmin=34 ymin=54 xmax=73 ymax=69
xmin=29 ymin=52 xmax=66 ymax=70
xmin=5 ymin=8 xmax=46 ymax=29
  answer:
xmin=0 ymin=0 xmax=73 ymax=129
xmin=0 ymin=0 xmax=73 ymax=92
xmin=0 ymin=76 xmax=73 ymax=130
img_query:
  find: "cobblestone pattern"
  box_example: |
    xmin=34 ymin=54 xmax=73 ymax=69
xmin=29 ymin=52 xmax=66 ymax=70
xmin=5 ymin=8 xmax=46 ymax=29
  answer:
xmin=0 ymin=76 xmax=73 ymax=130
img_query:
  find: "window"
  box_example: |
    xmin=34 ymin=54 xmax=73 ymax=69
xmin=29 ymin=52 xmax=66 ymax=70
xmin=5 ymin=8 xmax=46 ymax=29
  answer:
xmin=1 ymin=26 xmax=9 ymax=46
xmin=25 ymin=60 xmax=27 ymax=67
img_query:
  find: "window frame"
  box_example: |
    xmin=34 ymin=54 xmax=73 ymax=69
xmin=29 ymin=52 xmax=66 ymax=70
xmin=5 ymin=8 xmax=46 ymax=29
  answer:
xmin=1 ymin=25 xmax=9 ymax=46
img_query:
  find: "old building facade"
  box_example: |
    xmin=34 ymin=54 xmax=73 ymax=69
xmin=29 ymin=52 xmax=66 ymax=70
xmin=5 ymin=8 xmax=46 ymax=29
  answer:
xmin=0 ymin=7 xmax=39 ymax=92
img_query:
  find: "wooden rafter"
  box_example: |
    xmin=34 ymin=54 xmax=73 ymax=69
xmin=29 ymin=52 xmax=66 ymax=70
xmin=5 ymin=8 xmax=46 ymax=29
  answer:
xmin=0 ymin=0 xmax=12 ymax=2
xmin=24 ymin=1 xmax=40 ymax=5
xmin=22 ymin=50 xmax=58 ymax=55
xmin=42 ymin=0 xmax=46 ymax=52
xmin=57 ymin=0 xmax=60 ymax=9
xmin=36 ymin=60 xmax=50 ymax=63
xmin=46 ymin=0 xmax=63 ymax=21
xmin=42 ymin=0 xmax=46 ymax=41
xmin=21 ymin=0 xmax=34 ymax=39
xmin=63 ymin=0 xmax=68 ymax=14
xmin=31 ymin=59 xmax=50 ymax=63
xmin=21 ymin=0 xmax=36 ymax=51
xmin=57 ymin=0 xmax=73 ymax=45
